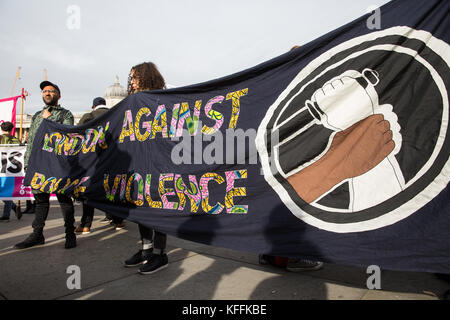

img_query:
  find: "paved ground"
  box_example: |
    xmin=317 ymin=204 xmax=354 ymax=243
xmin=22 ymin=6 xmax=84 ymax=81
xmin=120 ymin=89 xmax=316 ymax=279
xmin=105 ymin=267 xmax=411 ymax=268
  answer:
xmin=0 ymin=202 xmax=449 ymax=301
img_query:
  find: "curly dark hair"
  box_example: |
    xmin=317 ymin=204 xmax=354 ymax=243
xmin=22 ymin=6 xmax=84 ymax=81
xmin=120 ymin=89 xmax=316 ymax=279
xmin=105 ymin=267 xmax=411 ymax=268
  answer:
xmin=1 ymin=121 xmax=14 ymax=132
xmin=127 ymin=62 xmax=166 ymax=95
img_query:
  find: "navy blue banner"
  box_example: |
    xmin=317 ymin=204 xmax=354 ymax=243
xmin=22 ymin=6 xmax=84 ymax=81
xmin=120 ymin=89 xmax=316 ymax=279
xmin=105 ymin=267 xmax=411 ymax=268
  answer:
xmin=25 ymin=0 xmax=450 ymax=273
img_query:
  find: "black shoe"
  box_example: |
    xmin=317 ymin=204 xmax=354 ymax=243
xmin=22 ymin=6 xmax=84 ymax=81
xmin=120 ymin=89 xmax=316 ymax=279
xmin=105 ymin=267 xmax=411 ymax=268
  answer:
xmin=286 ymin=258 xmax=324 ymax=272
xmin=14 ymin=233 xmax=45 ymax=249
xmin=65 ymin=233 xmax=77 ymax=249
xmin=139 ymin=254 xmax=168 ymax=275
xmin=124 ymin=249 xmax=153 ymax=267
xmin=0 ymin=216 xmax=10 ymax=221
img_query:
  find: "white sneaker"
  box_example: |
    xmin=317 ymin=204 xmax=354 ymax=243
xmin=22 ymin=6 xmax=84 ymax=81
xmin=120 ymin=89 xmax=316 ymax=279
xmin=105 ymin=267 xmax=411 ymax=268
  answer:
xmin=114 ymin=222 xmax=125 ymax=230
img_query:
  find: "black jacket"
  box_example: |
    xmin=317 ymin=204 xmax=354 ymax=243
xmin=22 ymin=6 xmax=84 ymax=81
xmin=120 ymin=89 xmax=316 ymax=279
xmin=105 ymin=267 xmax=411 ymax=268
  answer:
xmin=78 ymin=107 xmax=109 ymax=125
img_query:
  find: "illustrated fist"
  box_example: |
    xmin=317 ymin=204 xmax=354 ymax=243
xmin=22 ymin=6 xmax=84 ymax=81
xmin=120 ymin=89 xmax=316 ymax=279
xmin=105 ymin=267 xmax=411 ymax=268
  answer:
xmin=328 ymin=114 xmax=395 ymax=180
xmin=287 ymin=114 xmax=396 ymax=203
xmin=309 ymin=69 xmax=380 ymax=131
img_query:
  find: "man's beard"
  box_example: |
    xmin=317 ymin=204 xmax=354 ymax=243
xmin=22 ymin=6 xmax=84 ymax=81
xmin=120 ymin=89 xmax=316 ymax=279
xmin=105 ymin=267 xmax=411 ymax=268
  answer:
xmin=42 ymin=96 xmax=59 ymax=106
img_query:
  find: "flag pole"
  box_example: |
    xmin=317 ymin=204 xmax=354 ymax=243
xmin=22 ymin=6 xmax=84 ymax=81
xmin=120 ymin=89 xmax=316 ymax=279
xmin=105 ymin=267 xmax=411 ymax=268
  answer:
xmin=17 ymin=88 xmax=26 ymax=217
xmin=19 ymin=88 xmax=25 ymax=142
xmin=10 ymin=67 xmax=21 ymax=97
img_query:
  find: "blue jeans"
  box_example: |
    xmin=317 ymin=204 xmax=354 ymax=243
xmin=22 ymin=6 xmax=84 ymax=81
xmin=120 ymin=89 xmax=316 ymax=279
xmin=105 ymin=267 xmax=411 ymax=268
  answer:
xmin=2 ymin=200 xmax=16 ymax=218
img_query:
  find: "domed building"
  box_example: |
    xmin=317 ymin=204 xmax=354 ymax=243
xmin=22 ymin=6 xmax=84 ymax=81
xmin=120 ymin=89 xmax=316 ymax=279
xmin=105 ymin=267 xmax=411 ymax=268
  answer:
xmin=104 ymin=75 xmax=127 ymax=108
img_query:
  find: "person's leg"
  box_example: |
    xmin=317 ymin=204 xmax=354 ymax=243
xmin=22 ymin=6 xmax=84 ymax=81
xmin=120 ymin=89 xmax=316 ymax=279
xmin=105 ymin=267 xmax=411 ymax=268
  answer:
xmin=25 ymin=200 xmax=32 ymax=211
xmin=139 ymin=223 xmax=154 ymax=249
xmin=124 ymin=224 xmax=153 ymax=267
xmin=153 ymin=231 xmax=167 ymax=255
xmin=100 ymin=212 xmax=113 ymax=223
xmin=139 ymin=230 xmax=168 ymax=275
xmin=14 ymin=193 xmax=48 ymax=249
xmin=11 ymin=201 xmax=17 ymax=217
xmin=31 ymin=193 xmax=50 ymax=235
xmin=1 ymin=200 xmax=13 ymax=220
xmin=57 ymin=194 xmax=75 ymax=233
xmin=56 ymin=194 xmax=76 ymax=249
xmin=81 ymin=203 xmax=94 ymax=228
xmin=23 ymin=200 xmax=35 ymax=213
xmin=111 ymin=214 xmax=125 ymax=230
xmin=76 ymin=202 xmax=94 ymax=233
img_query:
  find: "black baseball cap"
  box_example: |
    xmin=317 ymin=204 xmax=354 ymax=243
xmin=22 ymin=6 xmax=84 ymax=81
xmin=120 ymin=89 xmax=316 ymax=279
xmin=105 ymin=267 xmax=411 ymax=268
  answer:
xmin=92 ymin=97 xmax=106 ymax=107
xmin=40 ymin=81 xmax=61 ymax=95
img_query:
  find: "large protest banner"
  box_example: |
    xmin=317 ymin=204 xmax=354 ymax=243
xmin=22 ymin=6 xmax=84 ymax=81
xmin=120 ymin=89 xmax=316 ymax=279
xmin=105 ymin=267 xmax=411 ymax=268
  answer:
xmin=24 ymin=0 xmax=449 ymax=273
xmin=0 ymin=145 xmax=33 ymax=200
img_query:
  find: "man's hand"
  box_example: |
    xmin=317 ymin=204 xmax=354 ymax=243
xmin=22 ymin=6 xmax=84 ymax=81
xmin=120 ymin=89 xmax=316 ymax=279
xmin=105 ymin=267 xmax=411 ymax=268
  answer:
xmin=42 ymin=109 xmax=52 ymax=119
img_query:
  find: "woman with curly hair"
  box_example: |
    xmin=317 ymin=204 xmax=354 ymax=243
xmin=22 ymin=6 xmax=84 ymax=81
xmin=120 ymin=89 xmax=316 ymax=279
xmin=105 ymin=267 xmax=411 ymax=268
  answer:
xmin=127 ymin=61 xmax=166 ymax=95
xmin=123 ymin=61 xmax=169 ymax=274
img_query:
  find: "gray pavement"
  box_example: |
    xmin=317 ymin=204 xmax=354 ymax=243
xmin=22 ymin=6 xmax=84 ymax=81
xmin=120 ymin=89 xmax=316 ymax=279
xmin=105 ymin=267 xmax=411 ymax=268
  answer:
xmin=0 ymin=201 xmax=448 ymax=300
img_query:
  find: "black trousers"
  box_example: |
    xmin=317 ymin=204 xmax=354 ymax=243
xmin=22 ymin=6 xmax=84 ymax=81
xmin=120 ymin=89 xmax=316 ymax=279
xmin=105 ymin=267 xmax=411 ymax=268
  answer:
xmin=80 ymin=203 xmax=94 ymax=228
xmin=32 ymin=193 xmax=75 ymax=235
xmin=80 ymin=203 xmax=123 ymax=227
xmin=138 ymin=223 xmax=166 ymax=250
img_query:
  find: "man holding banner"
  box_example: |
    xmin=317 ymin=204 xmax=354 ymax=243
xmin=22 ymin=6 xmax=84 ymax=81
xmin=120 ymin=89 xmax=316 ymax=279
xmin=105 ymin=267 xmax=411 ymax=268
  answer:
xmin=14 ymin=81 xmax=77 ymax=250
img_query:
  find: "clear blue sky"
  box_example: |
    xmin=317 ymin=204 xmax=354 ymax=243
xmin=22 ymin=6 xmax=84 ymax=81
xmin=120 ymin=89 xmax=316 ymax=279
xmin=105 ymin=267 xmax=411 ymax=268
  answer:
xmin=0 ymin=0 xmax=390 ymax=114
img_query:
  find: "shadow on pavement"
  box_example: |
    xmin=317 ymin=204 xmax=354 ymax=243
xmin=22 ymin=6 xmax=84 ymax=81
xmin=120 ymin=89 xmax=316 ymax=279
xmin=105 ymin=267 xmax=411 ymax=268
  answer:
xmin=0 ymin=202 xmax=449 ymax=300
